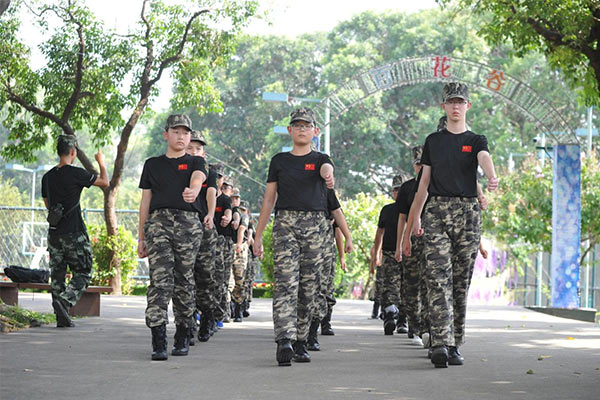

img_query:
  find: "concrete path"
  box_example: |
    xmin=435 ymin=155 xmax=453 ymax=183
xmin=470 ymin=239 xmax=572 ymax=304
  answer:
xmin=1 ymin=293 xmax=599 ymax=400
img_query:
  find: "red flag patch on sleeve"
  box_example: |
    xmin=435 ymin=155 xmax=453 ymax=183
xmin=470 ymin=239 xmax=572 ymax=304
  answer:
xmin=461 ymin=146 xmax=472 ymax=153
xmin=305 ymin=163 xmax=315 ymax=171
xmin=178 ymin=164 xmax=188 ymax=170
xmin=215 ymin=206 xmax=223 ymax=212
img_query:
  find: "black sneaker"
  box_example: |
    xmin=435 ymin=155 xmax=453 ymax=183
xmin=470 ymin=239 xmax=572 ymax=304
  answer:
xmin=448 ymin=346 xmax=464 ymax=366
xmin=431 ymin=345 xmax=448 ymax=368
xmin=384 ymin=318 xmax=396 ymax=335
xmin=276 ymin=339 xmax=294 ymax=366
xmin=52 ymin=298 xmax=73 ymax=328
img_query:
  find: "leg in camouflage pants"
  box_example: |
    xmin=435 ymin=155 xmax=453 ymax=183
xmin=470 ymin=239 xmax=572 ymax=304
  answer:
xmin=144 ymin=209 xmax=202 ymax=329
xmin=312 ymin=224 xmax=335 ymax=321
xmin=402 ymin=234 xmax=428 ymax=336
xmin=48 ymin=231 xmax=93 ymax=307
xmin=423 ymin=197 xmax=481 ymax=347
xmin=381 ymin=250 xmax=401 ymax=310
xmin=243 ymin=249 xmax=258 ymax=306
xmin=221 ymin=237 xmax=234 ymax=320
xmin=213 ymin=235 xmax=227 ymax=321
xmin=272 ymin=211 xmax=328 ymax=342
xmin=194 ymin=226 xmax=218 ymax=315
xmin=231 ymin=243 xmax=248 ymax=304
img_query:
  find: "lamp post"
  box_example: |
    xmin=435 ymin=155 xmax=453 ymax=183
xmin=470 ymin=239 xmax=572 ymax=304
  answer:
xmin=5 ymin=163 xmax=53 ymax=220
xmin=262 ymin=92 xmax=331 ymax=155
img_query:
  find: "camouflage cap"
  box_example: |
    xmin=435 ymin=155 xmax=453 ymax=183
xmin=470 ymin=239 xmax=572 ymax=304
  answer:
xmin=290 ymin=107 xmax=316 ymax=125
xmin=392 ymin=175 xmax=403 ymax=189
xmin=231 ymin=188 xmax=241 ymax=198
xmin=209 ymin=163 xmax=225 ymax=177
xmin=165 ymin=114 xmax=192 ymax=131
xmin=442 ymin=82 xmax=469 ymax=102
xmin=190 ymin=130 xmax=207 ymax=145
xmin=239 ymin=200 xmax=250 ymax=211
xmin=57 ymin=134 xmax=79 ymax=148
xmin=436 ymin=115 xmax=448 ymax=132
xmin=411 ymin=145 xmax=423 ymax=165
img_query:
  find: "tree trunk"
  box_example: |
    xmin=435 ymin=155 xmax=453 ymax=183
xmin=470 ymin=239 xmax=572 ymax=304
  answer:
xmin=104 ymin=186 xmax=122 ymax=295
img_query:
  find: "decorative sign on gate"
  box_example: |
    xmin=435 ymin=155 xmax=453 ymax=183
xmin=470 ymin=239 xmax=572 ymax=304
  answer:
xmin=313 ymin=56 xmax=580 ymax=145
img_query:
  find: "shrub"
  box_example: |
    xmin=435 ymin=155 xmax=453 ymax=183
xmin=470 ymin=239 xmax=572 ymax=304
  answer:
xmin=87 ymin=223 xmax=137 ymax=294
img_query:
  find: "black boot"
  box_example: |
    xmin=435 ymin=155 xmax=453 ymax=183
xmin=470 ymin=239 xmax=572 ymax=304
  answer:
xmin=171 ymin=325 xmax=190 ymax=356
xmin=431 ymin=345 xmax=449 ymax=368
xmin=189 ymin=316 xmax=197 ymax=346
xmin=198 ymin=311 xmax=212 ymax=342
xmin=242 ymin=301 xmax=250 ymax=318
xmin=292 ymin=340 xmax=311 ymax=363
xmin=209 ymin=318 xmax=217 ymax=336
xmin=370 ymin=301 xmax=380 ymax=319
xmin=233 ymin=303 xmax=243 ymax=322
xmin=396 ymin=314 xmax=408 ymax=334
xmin=448 ymin=346 xmax=465 ymax=365
xmin=151 ymin=324 xmax=168 ymax=361
xmin=276 ymin=339 xmax=294 ymax=366
xmin=321 ymin=310 xmax=334 ymax=336
xmin=53 ymin=297 xmax=74 ymax=328
xmin=307 ymin=319 xmax=321 ymax=351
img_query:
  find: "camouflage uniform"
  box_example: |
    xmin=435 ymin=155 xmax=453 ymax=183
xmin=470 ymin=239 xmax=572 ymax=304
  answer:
xmin=272 ymin=210 xmax=328 ymax=342
xmin=380 ymin=250 xmax=401 ymax=310
xmin=243 ymin=247 xmax=258 ymax=305
xmin=194 ymin=225 xmax=218 ymax=314
xmin=231 ymin=242 xmax=248 ymax=304
xmin=48 ymin=231 xmax=93 ymax=307
xmin=423 ymin=197 xmax=481 ymax=347
xmin=221 ymin=237 xmax=234 ymax=319
xmin=145 ymin=209 xmax=203 ymax=328
xmin=401 ymin=234 xmax=428 ymax=336
xmin=213 ymin=235 xmax=227 ymax=320
xmin=312 ymin=223 xmax=336 ymax=320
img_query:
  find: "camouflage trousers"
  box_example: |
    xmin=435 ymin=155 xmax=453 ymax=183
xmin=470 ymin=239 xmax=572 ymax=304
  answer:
xmin=272 ymin=210 xmax=329 ymax=342
xmin=144 ymin=209 xmax=202 ymax=329
xmin=194 ymin=225 xmax=217 ymax=314
xmin=423 ymin=197 xmax=481 ymax=347
xmin=213 ymin=235 xmax=227 ymax=320
xmin=371 ymin=264 xmax=383 ymax=304
xmin=231 ymin=242 xmax=248 ymax=304
xmin=381 ymin=250 xmax=401 ymax=310
xmin=402 ymin=235 xmax=428 ymax=336
xmin=47 ymin=230 xmax=93 ymax=307
xmin=243 ymin=250 xmax=259 ymax=304
xmin=312 ymin=224 xmax=336 ymax=321
xmin=219 ymin=236 xmax=234 ymax=320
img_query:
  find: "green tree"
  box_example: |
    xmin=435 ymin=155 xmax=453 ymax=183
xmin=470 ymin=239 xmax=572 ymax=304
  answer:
xmin=438 ymin=0 xmax=600 ymax=106
xmin=0 ymin=0 xmax=258 ymax=293
xmin=0 ymin=176 xmax=27 ymax=206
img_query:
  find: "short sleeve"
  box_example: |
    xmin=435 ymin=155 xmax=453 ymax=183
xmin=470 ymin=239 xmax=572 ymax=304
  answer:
xmin=267 ymin=156 xmax=279 ymax=183
xmin=327 ymin=189 xmax=341 ymax=211
xmin=139 ymin=160 xmax=152 ymax=189
xmin=396 ymin=184 xmax=410 ymax=215
xmin=192 ymin=156 xmax=208 ymax=178
xmin=421 ymin=136 xmax=431 ymax=166
xmin=320 ymin=153 xmax=334 ymax=168
xmin=475 ymin=134 xmax=489 ymax=154
xmin=208 ymin=169 xmax=218 ymax=189
xmin=223 ymin=196 xmax=232 ymax=211
xmin=377 ymin=207 xmax=386 ymax=229
xmin=41 ymin=173 xmax=49 ymax=198
xmin=74 ymin=166 xmax=97 ymax=188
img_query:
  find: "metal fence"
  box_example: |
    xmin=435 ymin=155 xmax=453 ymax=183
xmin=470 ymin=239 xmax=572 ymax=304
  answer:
xmin=0 ymin=206 xmax=597 ymax=308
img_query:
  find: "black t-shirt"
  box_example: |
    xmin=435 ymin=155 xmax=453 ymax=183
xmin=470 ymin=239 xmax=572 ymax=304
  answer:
xmin=421 ymin=129 xmax=489 ymax=197
xmin=42 ymin=165 xmax=96 ymax=234
xmin=215 ymin=194 xmax=232 ymax=237
xmin=396 ymin=178 xmax=418 ymax=216
xmin=195 ymin=166 xmax=217 ymax=218
xmin=377 ymin=202 xmax=400 ymax=252
xmin=139 ymin=154 xmax=207 ymax=213
xmin=233 ymin=211 xmax=249 ymax=242
xmin=326 ymin=189 xmax=341 ymax=220
xmin=267 ymin=151 xmax=333 ymax=211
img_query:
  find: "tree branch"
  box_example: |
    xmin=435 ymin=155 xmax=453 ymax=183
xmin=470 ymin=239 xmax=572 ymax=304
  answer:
xmin=61 ymin=0 xmax=86 ymax=123
xmin=148 ymin=8 xmax=211 ymax=87
xmin=5 ymin=84 xmax=65 ymax=129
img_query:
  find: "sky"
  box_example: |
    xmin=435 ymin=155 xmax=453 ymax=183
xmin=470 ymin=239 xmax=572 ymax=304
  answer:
xmin=21 ymin=0 xmax=439 ymax=111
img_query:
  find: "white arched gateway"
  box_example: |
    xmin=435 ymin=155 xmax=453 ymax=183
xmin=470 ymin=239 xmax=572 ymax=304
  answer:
xmin=312 ymin=55 xmax=582 ymax=310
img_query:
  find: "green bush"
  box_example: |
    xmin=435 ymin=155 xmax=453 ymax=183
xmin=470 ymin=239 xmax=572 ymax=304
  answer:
xmin=87 ymin=223 xmax=138 ymax=294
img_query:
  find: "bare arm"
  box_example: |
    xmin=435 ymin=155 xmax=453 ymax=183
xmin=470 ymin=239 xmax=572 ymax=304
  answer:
xmin=235 ymin=224 xmax=247 ymax=251
xmin=183 ymin=170 xmax=206 ymax=203
xmin=334 ymin=227 xmax=346 ymax=271
xmin=43 ymin=198 xmax=49 ymax=209
xmin=221 ymin=208 xmax=232 ymax=227
xmin=138 ymin=189 xmax=152 ymax=258
xmin=394 ymin=213 xmax=407 ymax=262
xmin=320 ymin=163 xmax=335 ymax=189
xmin=477 ymin=151 xmax=498 ymax=191
xmin=331 ymin=208 xmax=353 ymax=253
xmin=403 ymin=165 xmax=430 ymax=257
xmin=253 ymin=182 xmax=278 ymax=258
xmin=204 ymin=187 xmax=217 ymax=229
xmin=93 ymin=150 xmax=110 ymax=188
xmin=371 ymin=228 xmax=384 ymax=273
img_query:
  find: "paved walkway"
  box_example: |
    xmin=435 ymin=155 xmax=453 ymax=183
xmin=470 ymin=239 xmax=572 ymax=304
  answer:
xmin=1 ymin=293 xmax=599 ymax=400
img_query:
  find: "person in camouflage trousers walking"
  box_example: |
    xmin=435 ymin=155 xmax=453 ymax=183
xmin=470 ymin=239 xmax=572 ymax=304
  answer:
xmin=254 ymin=107 xmax=335 ymax=366
xmin=42 ymin=134 xmax=109 ymax=328
xmin=138 ymin=114 xmax=207 ymax=361
xmin=403 ymin=83 xmax=498 ymax=368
